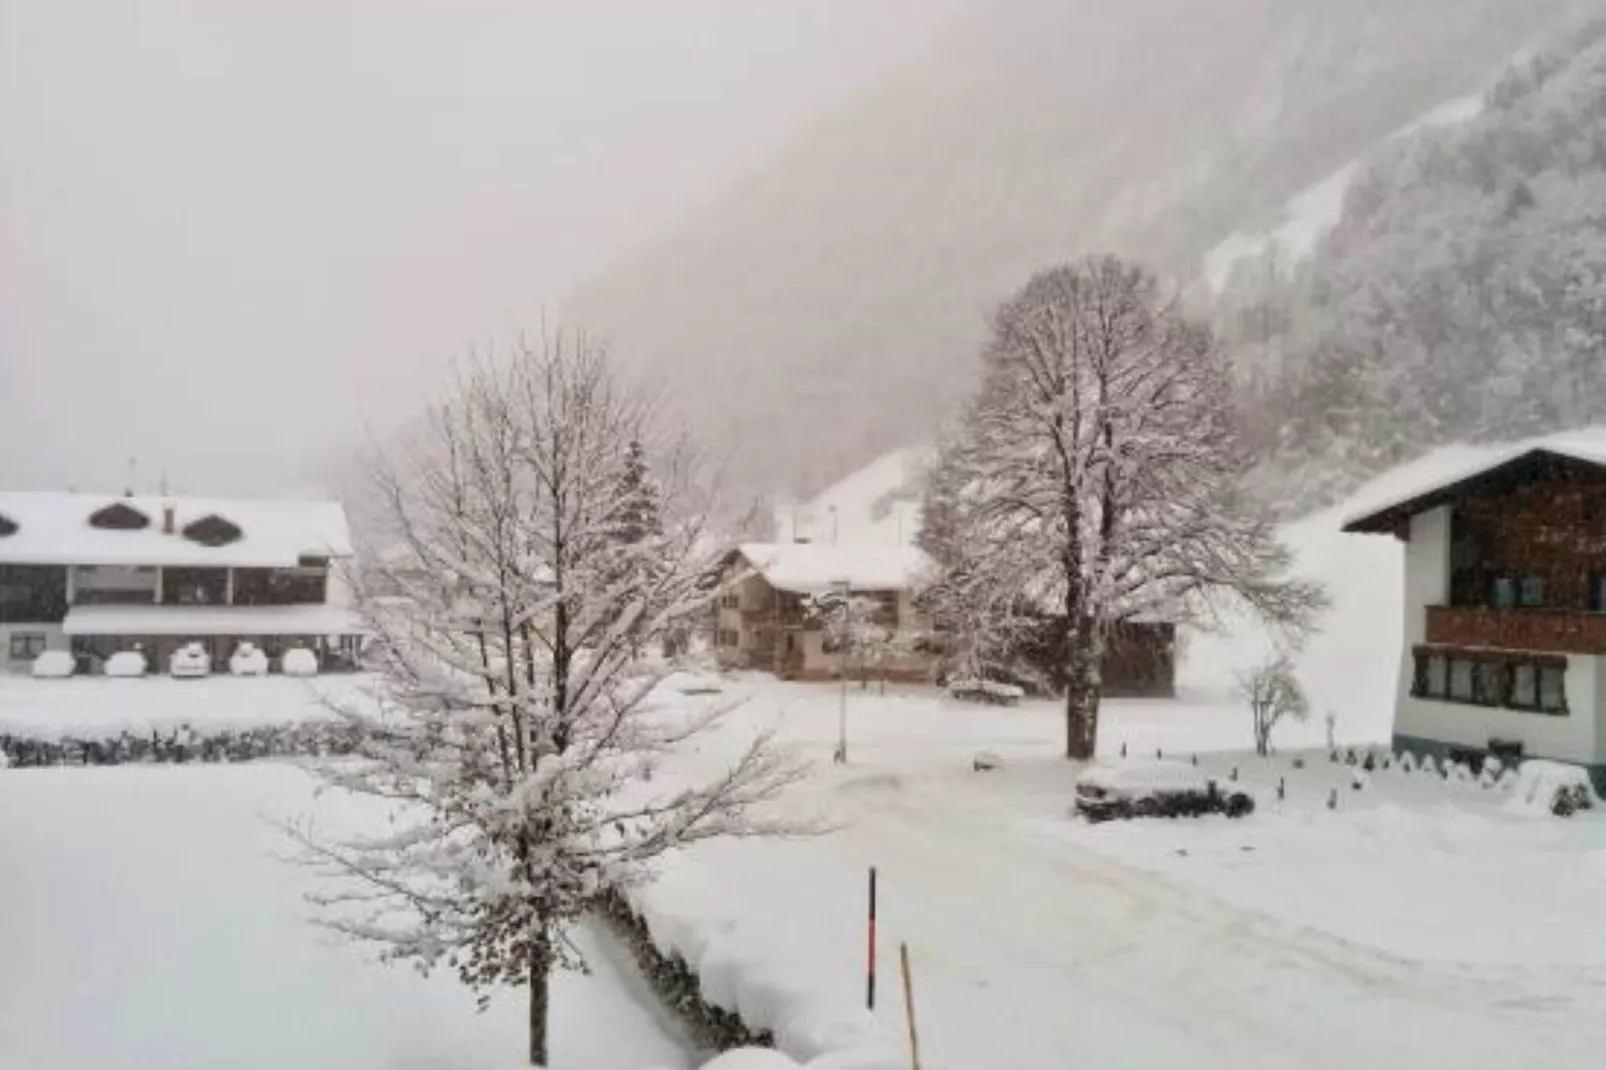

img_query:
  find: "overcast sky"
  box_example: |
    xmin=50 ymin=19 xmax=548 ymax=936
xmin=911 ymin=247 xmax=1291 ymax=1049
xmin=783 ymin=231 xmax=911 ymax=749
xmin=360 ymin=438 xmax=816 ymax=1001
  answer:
xmin=0 ymin=0 xmax=966 ymax=497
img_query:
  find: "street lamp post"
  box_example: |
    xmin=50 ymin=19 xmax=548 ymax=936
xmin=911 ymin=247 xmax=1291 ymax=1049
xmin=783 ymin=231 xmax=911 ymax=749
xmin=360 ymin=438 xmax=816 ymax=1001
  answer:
xmin=832 ymin=577 xmax=851 ymax=764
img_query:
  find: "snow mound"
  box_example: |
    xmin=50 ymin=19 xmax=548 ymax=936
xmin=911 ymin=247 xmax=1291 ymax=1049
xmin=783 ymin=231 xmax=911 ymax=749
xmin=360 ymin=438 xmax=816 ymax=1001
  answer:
xmin=30 ymin=650 xmax=74 ymax=679
xmin=1505 ymin=761 xmax=1598 ymax=817
xmin=104 ymin=651 xmax=148 ymax=678
xmin=229 ymin=643 xmax=269 ymax=677
xmin=281 ymin=648 xmax=319 ymax=677
xmin=168 ymin=642 xmax=211 ymax=679
xmin=1078 ymin=761 xmax=1208 ymax=796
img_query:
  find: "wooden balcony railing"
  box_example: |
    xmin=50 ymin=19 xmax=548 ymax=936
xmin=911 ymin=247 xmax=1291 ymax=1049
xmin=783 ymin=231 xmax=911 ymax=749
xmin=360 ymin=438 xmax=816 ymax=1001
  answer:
xmin=1425 ymin=605 xmax=1606 ymax=655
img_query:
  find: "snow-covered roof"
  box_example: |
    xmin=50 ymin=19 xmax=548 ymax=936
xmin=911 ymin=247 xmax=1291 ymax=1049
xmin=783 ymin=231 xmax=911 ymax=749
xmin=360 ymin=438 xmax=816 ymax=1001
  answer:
xmin=733 ymin=542 xmax=932 ymax=594
xmin=0 ymin=491 xmax=352 ymax=567
xmin=774 ymin=447 xmax=929 ymax=548
xmin=1341 ymin=428 xmax=1606 ymax=535
xmin=61 ymin=603 xmax=361 ymax=637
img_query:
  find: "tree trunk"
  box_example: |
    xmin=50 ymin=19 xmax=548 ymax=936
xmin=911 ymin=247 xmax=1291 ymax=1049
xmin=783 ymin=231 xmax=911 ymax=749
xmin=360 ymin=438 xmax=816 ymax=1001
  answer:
xmin=1065 ymin=620 xmax=1103 ymax=761
xmin=528 ymin=931 xmax=552 ymax=1066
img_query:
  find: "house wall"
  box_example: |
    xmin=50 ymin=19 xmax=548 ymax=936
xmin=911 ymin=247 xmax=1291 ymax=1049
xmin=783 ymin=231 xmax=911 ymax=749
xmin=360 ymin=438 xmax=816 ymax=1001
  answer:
xmin=0 ymin=623 xmax=68 ymax=671
xmin=1393 ymin=503 xmax=1605 ymax=773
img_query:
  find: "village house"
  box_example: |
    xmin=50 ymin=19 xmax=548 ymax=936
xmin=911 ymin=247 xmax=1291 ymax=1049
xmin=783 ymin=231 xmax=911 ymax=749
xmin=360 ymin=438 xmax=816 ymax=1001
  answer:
xmin=1343 ymin=432 xmax=1606 ymax=787
xmin=713 ymin=542 xmax=935 ymax=681
xmin=0 ymin=491 xmax=360 ymax=675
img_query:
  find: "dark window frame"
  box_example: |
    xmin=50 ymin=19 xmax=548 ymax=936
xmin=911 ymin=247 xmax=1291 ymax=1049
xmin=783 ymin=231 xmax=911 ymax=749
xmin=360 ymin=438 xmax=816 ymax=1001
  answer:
xmin=8 ymin=631 xmax=46 ymax=660
xmin=1412 ymin=645 xmax=1568 ymax=715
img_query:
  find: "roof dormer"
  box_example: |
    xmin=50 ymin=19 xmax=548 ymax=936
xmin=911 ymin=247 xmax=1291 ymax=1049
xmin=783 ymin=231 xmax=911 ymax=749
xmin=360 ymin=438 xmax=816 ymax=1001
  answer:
xmin=181 ymin=514 xmax=243 ymax=547
xmin=88 ymin=501 xmax=151 ymax=531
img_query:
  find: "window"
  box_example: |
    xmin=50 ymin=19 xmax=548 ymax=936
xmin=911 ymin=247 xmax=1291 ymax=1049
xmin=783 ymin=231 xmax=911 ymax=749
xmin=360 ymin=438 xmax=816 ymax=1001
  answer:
xmin=1592 ymin=571 xmax=1606 ymax=613
xmin=1519 ymin=576 xmax=1545 ymax=608
xmin=1511 ymin=664 xmax=1538 ymax=709
xmin=8 ymin=632 xmax=46 ymax=660
xmin=1413 ymin=647 xmax=1567 ymax=715
xmin=1492 ymin=576 xmax=1516 ymax=609
xmin=720 ymin=593 xmax=740 ymax=610
xmin=1540 ymin=666 xmax=1567 ymax=713
xmin=182 ymin=514 xmax=243 ymax=547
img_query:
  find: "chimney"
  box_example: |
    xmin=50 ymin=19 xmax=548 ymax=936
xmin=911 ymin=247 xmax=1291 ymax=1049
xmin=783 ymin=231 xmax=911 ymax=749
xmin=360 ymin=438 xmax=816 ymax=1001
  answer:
xmin=162 ymin=503 xmax=176 ymax=535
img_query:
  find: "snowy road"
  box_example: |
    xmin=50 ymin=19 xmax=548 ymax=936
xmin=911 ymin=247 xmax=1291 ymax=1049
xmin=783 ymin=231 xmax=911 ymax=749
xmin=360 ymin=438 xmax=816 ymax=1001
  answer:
xmin=0 ymin=765 xmax=690 ymax=1070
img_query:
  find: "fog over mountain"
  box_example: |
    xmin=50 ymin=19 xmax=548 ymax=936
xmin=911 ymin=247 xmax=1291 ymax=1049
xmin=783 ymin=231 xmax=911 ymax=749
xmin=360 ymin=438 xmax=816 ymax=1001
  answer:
xmin=568 ymin=0 xmax=1601 ymax=499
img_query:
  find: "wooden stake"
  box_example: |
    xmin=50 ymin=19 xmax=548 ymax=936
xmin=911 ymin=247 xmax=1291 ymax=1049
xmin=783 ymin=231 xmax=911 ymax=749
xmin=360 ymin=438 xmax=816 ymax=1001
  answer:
xmin=867 ymin=867 xmax=878 ymax=1010
xmin=900 ymin=942 xmax=922 ymax=1070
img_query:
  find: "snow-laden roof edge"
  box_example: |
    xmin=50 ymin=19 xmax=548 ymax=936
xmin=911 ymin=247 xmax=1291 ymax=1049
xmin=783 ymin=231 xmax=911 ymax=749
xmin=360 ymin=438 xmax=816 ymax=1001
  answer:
xmin=1340 ymin=428 xmax=1606 ymax=534
xmin=732 ymin=541 xmax=932 ymax=594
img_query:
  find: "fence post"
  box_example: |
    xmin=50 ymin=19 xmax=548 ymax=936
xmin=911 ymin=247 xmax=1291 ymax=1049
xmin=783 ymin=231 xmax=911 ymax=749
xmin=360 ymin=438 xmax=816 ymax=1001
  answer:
xmin=867 ymin=866 xmax=878 ymax=1010
xmin=900 ymin=942 xmax=922 ymax=1070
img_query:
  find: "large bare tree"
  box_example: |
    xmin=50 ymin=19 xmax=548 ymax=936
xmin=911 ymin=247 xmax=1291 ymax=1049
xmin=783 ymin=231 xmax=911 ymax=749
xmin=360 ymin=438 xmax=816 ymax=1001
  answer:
xmin=921 ymin=256 xmax=1326 ymax=759
xmin=294 ymin=333 xmax=802 ymax=1065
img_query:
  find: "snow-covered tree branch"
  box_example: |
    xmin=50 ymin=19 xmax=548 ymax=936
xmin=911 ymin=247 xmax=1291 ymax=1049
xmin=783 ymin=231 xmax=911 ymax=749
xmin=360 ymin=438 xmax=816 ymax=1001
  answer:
xmin=293 ymin=332 xmax=806 ymax=1066
xmin=920 ymin=256 xmax=1328 ymax=759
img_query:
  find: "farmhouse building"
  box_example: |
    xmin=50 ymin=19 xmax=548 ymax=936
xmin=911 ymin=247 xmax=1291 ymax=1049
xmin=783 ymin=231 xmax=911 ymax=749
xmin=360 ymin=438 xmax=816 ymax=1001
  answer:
xmin=1343 ymin=432 xmax=1606 ymax=786
xmin=0 ymin=491 xmax=360 ymax=674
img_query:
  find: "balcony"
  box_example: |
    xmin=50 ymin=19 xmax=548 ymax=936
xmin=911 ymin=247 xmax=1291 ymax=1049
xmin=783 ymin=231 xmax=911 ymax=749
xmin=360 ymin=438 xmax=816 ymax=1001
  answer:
xmin=1425 ymin=605 xmax=1606 ymax=655
xmin=741 ymin=606 xmax=809 ymax=629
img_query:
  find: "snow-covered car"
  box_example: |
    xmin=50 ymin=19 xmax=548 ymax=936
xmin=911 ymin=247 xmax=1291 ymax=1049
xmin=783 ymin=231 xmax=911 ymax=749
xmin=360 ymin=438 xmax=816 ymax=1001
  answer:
xmin=30 ymin=650 xmax=75 ymax=679
xmin=229 ymin=642 xmax=269 ymax=677
xmin=280 ymin=647 xmax=319 ymax=677
xmin=168 ymin=643 xmax=212 ymax=679
xmin=1075 ymin=761 xmax=1255 ymax=822
xmin=947 ymin=677 xmax=1025 ymax=706
xmin=104 ymin=650 xmax=149 ymax=678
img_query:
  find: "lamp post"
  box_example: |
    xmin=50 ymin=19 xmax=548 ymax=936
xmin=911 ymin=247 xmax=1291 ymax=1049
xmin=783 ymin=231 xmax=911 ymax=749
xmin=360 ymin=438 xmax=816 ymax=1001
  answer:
xmin=832 ymin=577 xmax=851 ymax=764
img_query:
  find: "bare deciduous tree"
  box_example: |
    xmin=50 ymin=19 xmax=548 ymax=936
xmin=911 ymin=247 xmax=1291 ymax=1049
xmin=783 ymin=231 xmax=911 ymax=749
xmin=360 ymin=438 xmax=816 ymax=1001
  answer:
xmin=921 ymin=256 xmax=1327 ymax=759
xmin=293 ymin=333 xmax=804 ymax=1066
xmin=1238 ymin=653 xmax=1310 ymax=756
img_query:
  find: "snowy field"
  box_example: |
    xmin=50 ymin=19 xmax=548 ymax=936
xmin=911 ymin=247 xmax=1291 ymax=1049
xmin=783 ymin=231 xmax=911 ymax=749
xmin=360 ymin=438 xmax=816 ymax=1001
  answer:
xmin=0 ymin=672 xmax=364 ymax=738
xmin=0 ymin=763 xmax=691 ymax=1070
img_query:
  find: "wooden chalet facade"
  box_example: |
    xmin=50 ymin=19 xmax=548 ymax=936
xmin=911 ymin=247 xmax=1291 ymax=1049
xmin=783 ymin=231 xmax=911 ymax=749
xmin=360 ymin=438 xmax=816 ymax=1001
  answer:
xmin=1344 ymin=434 xmax=1606 ymax=786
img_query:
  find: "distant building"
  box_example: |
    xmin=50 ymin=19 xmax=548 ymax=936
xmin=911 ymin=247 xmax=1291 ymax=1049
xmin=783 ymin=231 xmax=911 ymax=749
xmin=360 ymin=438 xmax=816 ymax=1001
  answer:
xmin=713 ymin=542 xmax=935 ymax=682
xmin=1343 ymin=431 xmax=1606 ymax=786
xmin=0 ymin=491 xmax=360 ymax=674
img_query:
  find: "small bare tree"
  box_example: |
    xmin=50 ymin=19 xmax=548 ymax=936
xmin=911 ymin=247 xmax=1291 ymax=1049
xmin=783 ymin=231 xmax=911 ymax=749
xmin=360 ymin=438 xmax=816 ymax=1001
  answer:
xmin=1238 ymin=653 xmax=1310 ymax=757
xmin=920 ymin=256 xmax=1327 ymax=759
xmin=293 ymin=333 xmax=803 ymax=1066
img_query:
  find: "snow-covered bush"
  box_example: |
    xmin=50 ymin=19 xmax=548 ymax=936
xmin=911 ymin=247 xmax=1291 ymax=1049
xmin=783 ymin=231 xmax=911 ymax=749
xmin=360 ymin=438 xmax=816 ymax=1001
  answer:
xmin=1237 ymin=653 xmax=1309 ymax=757
xmin=168 ymin=642 xmax=211 ymax=679
xmin=1505 ymin=761 xmax=1598 ymax=818
xmin=104 ymin=651 xmax=148 ymax=678
xmin=229 ymin=643 xmax=268 ymax=677
xmin=280 ymin=647 xmax=318 ymax=677
xmin=0 ymin=720 xmax=361 ymax=767
xmin=30 ymin=650 xmax=74 ymax=679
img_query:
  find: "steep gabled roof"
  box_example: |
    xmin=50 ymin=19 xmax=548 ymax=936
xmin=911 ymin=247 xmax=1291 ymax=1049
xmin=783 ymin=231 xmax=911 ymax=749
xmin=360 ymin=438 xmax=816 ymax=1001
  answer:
xmin=732 ymin=542 xmax=931 ymax=594
xmin=1341 ymin=429 xmax=1606 ymax=536
xmin=0 ymin=492 xmax=352 ymax=567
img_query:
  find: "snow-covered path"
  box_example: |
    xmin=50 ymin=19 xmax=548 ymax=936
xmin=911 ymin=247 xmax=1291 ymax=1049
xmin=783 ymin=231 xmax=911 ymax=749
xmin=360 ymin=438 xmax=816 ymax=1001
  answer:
xmin=0 ymin=764 xmax=690 ymax=1070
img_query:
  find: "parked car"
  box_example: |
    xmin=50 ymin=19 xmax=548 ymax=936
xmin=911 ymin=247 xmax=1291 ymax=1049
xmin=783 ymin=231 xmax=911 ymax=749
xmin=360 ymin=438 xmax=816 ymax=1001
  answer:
xmin=1074 ymin=761 xmax=1255 ymax=822
xmin=280 ymin=647 xmax=319 ymax=677
xmin=30 ymin=650 xmax=75 ymax=679
xmin=168 ymin=642 xmax=212 ymax=679
xmin=104 ymin=650 xmax=149 ymax=678
xmin=229 ymin=642 xmax=269 ymax=677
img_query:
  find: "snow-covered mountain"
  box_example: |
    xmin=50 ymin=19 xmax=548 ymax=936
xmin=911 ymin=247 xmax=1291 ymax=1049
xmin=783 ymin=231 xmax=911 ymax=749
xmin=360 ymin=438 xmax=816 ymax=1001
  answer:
xmin=568 ymin=0 xmax=1599 ymax=500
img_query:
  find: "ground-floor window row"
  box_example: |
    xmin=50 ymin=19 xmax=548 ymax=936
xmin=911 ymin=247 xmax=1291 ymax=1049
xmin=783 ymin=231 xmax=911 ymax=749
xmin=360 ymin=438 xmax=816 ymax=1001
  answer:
xmin=1412 ymin=645 xmax=1568 ymax=715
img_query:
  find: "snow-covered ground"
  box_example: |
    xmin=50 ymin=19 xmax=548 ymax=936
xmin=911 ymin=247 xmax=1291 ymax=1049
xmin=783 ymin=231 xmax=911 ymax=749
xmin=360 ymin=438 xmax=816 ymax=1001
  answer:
xmin=0 ymin=763 xmax=691 ymax=1070
xmin=0 ymin=672 xmax=362 ymax=738
xmin=640 ymin=678 xmax=1606 ymax=1070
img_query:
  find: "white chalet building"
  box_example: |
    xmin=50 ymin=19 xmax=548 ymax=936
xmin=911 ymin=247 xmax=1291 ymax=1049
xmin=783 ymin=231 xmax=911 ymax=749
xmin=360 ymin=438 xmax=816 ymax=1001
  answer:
xmin=0 ymin=491 xmax=359 ymax=674
xmin=1343 ymin=431 xmax=1606 ymax=787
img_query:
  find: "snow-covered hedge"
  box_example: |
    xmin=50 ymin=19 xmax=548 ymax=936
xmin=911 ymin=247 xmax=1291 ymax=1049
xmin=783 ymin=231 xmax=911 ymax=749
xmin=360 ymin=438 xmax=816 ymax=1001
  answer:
xmin=0 ymin=720 xmax=362 ymax=768
xmin=596 ymin=890 xmax=775 ymax=1054
xmin=30 ymin=650 xmax=74 ymax=679
xmin=104 ymin=651 xmax=148 ymax=678
xmin=281 ymin=647 xmax=319 ymax=677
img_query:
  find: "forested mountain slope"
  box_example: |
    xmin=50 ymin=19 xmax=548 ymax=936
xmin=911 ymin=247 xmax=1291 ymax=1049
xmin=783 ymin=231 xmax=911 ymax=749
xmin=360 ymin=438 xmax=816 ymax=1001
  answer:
xmin=1222 ymin=19 xmax=1606 ymax=513
xmin=567 ymin=0 xmax=1598 ymax=497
